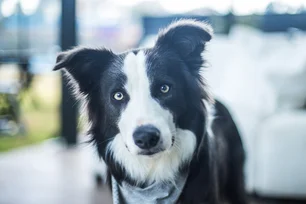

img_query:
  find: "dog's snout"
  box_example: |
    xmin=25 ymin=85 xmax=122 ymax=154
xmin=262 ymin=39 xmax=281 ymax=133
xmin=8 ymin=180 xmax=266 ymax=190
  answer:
xmin=133 ymin=125 xmax=160 ymax=149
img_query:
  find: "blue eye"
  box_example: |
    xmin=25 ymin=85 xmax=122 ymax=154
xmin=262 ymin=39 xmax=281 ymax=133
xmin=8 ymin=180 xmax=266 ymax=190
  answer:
xmin=160 ymin=85 xmax=170 ymax=93
xmin=113 ymin=92 xmax=124 ymax=100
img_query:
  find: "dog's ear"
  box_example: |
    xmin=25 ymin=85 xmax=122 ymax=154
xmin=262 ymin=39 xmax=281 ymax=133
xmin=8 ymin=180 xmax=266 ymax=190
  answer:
xmin=53 ymin=47 xmax=114 ymax=94
xmin=155 ymin=19 xmax=213 ymax=72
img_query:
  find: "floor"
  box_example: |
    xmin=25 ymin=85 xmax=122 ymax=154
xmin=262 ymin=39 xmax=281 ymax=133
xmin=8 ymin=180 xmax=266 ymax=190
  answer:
xmin=0 ymin=139 xmax=112 ymax=204
xmin=0 ymin=139 xmax=304 ymax=204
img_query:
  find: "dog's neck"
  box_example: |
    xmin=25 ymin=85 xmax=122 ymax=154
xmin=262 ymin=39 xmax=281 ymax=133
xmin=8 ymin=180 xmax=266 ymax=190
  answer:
xmin=111 ymin=170 xmax=188 ymax=204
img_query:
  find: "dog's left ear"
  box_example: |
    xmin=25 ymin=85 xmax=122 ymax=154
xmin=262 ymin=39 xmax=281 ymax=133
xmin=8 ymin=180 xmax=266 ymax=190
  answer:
xmin=155 ymin=19 xmax=213 ymax=71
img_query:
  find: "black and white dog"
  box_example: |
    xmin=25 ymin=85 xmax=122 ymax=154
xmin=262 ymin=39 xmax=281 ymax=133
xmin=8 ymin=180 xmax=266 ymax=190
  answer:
xmin=53 ymin=20 xmax=247 ymax=204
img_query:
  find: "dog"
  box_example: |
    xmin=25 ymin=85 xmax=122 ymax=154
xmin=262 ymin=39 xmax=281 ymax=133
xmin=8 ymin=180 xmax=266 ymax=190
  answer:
xmin=53 ymin=19 xmax=247 ymax=204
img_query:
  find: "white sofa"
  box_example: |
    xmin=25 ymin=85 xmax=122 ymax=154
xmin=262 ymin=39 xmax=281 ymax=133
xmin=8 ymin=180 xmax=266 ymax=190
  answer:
xmin=206 ymin=25 xmax=306 ymax=198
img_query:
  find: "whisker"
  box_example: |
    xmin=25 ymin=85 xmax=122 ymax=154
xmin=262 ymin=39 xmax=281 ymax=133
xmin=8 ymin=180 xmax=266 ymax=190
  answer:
xmin=95 ymin=137 xmax=115 ymax=146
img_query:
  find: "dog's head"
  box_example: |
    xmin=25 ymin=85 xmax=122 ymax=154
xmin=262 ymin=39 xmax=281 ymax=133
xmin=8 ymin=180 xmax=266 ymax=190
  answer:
xmin=54 ymin=20 xmax=213 ymax=184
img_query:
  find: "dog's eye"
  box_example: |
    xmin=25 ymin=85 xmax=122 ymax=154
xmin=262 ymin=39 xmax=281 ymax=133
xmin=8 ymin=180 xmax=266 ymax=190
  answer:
xmin=113 ymin=92 xmax=124 ymax=101
xmin=160 ymin=84 xmax=170 ymax=93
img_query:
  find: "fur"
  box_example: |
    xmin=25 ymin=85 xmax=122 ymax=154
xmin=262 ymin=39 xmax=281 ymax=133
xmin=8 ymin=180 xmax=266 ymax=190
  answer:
xmin=53 ymin=19 xmax=247 ymax=204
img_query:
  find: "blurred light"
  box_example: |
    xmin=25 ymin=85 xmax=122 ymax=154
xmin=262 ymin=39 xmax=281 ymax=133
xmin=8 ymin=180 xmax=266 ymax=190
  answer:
xmin=232 ymin=0 xmax=268 ymax=15
xmin=112 ymin=0 xmax=150 ymax=7
xmin=158 ymin=0 xmax=306 ymax=15
xmin=159 ymin=0 xmax=231 ymax=14
xmin=43 ymin=3 xmax=60 ymax=23
xmin=279 ymin=0 xmax=306 ymax=8
xmin=98 ymin=6 xmax=122 ymax=26
xmin=233 ymin=0 xmax=306 ymax=15
xmin=20 ymin=0 xmax=40 ymax=15
xmin=1 ymin=0 xmax=18 ymax=17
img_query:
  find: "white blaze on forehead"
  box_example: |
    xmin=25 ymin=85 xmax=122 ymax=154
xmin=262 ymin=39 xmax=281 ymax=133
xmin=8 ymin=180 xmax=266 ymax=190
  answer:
xmin=118 ymin=51 xmax=174 ymax=154
xmin=123 ymin=51 xmax=150 ymax=100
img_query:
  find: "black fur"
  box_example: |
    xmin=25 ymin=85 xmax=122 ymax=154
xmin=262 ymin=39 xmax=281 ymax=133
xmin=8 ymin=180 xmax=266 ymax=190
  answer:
xmin=178 ymin=100 xmax=247 ymax=204
xmin=53 ymin=19 xmax=247 ymax=204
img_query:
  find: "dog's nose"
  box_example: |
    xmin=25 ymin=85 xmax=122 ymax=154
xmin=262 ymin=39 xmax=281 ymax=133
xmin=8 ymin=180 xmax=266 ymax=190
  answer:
xmin=133 ymin=125 xmax=160 ymax=149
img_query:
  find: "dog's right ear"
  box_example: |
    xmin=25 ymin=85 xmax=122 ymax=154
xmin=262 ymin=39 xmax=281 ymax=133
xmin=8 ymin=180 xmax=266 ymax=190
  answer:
xmin=53 ymin=47 xmax=114 ymax=94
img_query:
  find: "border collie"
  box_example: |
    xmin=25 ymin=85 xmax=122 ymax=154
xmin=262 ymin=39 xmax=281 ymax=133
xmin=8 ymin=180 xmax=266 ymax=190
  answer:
xmin=53 ymin=19 xmax=247 ymax=204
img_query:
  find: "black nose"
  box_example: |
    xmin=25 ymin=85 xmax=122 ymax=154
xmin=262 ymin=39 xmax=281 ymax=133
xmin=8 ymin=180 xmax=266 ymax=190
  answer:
xmin=133 ymin=125 xmax=160 ymax=149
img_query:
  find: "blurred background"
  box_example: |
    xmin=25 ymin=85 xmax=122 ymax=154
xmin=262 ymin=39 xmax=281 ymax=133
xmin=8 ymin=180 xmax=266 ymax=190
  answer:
xmin=0 ymin=0 xmax=306 ymax=203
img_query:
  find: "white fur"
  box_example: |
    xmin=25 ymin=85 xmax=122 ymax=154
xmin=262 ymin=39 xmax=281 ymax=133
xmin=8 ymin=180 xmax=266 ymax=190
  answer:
xmin=118 ymin=51 xmax=175 ymax=155
xmin=108 ymin=128 xmax=196 ymax=184
xmin=107 ymin=51 xmax=197 ymax=184
xmin=204 ymin=100 xmax=215 ymax=139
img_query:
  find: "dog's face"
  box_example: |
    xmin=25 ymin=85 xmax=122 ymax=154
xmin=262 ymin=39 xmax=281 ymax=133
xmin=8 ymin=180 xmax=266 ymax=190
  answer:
xmin=54 ymin=20 xmax=212 ymax=183
xmin=114 ymin=51 xmax=176 ymax=156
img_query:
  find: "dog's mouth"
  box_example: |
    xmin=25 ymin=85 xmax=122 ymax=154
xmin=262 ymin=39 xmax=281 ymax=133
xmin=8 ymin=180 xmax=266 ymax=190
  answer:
xmin=138 ymin=148 xmax=165 ymax=156
xmin=124 ymin=143 xmax=165 ymax=156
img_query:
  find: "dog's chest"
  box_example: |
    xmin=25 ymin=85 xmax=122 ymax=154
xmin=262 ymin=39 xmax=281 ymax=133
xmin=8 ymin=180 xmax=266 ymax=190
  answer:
xmin=111 ymin=173 xmax=188 ymax=204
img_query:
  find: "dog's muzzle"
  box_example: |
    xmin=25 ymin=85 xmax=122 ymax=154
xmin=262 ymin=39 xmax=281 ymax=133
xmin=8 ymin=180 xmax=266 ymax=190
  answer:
xmin=133 ymin=125 xmax=164 ymax=155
